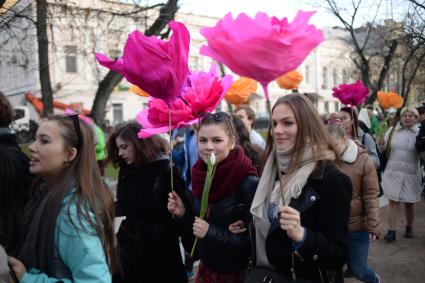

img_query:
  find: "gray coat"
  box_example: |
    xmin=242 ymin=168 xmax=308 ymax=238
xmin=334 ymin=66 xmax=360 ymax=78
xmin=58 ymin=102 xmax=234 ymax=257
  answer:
xmin=358 ymin=128 xmax=380 ymax=169
xmin=382 ymin=122 xmax=422 ymax=202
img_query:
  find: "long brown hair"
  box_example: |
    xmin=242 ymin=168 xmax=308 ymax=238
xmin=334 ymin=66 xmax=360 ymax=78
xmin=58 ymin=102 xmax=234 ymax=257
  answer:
xmin=262 ymin=94 xmax=338 ymax=174
xmin=106 ymin=122 xmax=169 ymax=168
xmin=44 ymin=114 xmax=119 ymax=273
xmin=0 ymin=91 xmax=15 ymax=127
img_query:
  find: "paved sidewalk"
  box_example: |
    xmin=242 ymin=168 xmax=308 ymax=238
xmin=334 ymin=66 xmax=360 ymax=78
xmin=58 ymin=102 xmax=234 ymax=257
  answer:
xmin=346 ymin=197 xmax=425 ymax=283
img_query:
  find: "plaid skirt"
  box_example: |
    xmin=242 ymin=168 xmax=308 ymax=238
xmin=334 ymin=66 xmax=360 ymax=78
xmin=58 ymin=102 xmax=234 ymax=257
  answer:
xmin=195 ymin=262 xmax=245 ymax=283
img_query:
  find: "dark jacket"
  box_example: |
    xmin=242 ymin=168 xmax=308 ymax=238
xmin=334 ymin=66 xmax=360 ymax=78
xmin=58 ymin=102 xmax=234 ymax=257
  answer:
xmin=195 ymin=175 xmax=258 ymax=272
xmin=0 ymin=129 xmax=33 ymax=256
xmin=113 ymin=159 xmax=191 ymax=283
xmin=265 ymin=164 xmax=352 ymax=283
xmin=415 ymin=119 xmax=425 ymax=152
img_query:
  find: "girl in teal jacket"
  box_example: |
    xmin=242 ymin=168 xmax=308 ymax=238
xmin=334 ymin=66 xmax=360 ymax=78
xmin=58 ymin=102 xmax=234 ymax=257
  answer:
xmin=9 ymin=114 xmax=119 ymax=282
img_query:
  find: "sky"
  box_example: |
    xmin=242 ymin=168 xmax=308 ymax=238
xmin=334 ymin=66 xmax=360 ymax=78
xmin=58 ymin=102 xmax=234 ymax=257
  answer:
xmin=143 ymin=0 xmax=410 ymax=28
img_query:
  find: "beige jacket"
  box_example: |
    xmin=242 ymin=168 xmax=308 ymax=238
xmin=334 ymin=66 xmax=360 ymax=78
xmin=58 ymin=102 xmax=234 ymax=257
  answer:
xmin=337 ymin=140 xmax=381 ymax=237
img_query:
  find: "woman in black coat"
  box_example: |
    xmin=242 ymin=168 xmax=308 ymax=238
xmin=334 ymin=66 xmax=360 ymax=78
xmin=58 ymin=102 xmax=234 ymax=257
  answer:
xmin=247 ymin=94 xmax=352 ymax=283
xmin=168 ymin=113 xmax=258 ymax=283
xmin=107 ymin=122 xmax=190 ymax=283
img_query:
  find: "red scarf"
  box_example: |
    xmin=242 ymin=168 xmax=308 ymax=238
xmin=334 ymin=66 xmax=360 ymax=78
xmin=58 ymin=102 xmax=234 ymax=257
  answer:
xmin=192 ymin=145 xmax=258 ymax=203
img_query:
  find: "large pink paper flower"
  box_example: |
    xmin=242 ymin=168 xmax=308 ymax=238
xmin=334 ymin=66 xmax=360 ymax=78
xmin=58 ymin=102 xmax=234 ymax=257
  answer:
xmin=200 ymin=11 xmax=323 ymax=98
xmin=137 ymin=67 xmax=233 ymax=138
xmin=332 ymin=80 xmax=369 ymax=106
xmin=95 ymin=21 xmax=190 ymax=103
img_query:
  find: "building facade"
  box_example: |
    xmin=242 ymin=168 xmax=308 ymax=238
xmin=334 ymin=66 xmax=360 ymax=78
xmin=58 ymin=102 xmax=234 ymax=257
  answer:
xmin=1 ymin=0 xmax=355 ymax=125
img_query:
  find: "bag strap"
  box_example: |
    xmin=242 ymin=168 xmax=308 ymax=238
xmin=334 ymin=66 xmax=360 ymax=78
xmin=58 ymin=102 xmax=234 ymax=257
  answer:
xmin=385 ymin=125 xmax=397 ymax=159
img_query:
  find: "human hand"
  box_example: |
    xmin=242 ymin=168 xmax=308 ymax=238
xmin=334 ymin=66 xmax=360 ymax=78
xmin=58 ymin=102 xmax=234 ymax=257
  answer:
xmin=167 ymin=191 xmax=185 ymax=218
xmin=279 ymin=206 xmax=305 ymax=243
xmin=193 ymin=217 xmax=209 ymax=239
xmin=229 ymin=220 xmax=247 ymax=234
xmin=8 ymin=257 xmax=26 ymax=280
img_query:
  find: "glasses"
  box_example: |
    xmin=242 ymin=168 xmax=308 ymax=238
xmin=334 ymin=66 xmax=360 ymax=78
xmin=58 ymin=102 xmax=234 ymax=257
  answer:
xmin=67 ymin=113 xmax=82 ymax=150
xmin=199 ymin=112 xmax=235 ymax=134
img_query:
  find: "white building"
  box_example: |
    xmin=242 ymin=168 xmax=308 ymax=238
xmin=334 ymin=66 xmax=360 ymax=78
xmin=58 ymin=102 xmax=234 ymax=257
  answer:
xmin=0 ymin=0 xmax=355 ymax=125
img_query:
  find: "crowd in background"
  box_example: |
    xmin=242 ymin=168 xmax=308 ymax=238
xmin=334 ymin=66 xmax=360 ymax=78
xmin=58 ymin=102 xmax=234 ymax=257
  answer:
xmin=1 ymin=89 xmax=425 ymax=283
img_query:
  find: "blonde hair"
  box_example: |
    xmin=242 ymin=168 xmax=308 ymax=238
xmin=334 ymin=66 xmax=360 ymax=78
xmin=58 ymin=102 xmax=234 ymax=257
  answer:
xmin=401 ymin=107 xmax=419 ymax=118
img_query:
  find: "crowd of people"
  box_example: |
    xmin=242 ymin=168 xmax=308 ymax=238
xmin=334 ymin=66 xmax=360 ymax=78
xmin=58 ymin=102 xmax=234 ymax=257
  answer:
xmin=1 ymin=89 xmax=424 ymax=283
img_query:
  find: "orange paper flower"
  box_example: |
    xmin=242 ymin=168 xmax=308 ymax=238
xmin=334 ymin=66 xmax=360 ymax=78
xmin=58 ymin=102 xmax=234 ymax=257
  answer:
xmin=224 ymin=77 xmax=257 ymax=105
xmin=377 ymin=91 xmax=404 ymax=109
xmin=276 ymin=70 xmax=303 ymax=90
xmin=130 ymin=85 xmax=150 ymax=97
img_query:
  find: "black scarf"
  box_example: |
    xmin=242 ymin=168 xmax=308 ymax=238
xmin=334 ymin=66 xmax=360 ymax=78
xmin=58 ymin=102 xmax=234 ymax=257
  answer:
xmin=18 ymin=181 xmax=71 ymax=278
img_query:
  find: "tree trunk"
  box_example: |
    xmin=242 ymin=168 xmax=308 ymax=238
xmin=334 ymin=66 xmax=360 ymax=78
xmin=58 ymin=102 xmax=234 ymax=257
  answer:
xmin=90 ymin=0 xmax=179 ymax=123
xmin=36 ymin=0 xmax=54 ymax=117
xmin=365 ymin=40 xmax=398 ymax=104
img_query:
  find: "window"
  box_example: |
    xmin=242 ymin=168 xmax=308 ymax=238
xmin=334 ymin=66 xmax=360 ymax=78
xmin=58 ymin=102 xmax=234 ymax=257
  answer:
xmin=333 ymin=69 xmax=338 ymax=86
xmin=65 ymin=46 xmax=77 ymax=73
xmin=305 ymin=65 xmax=311 ymax=83
xmin=112 ymin=103 xmax=123 ymax=124
xmin=324 ymin=101 xmax=330 ymax=113
xmin=322 ymin=67 xmax=328 ymax=89
xmin=334 ymin=101 xmax=339 ymax=112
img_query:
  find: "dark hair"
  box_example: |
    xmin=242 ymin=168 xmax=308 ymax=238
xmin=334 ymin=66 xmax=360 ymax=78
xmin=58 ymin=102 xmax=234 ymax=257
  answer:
xmin=0 ymin=146 xmax=27 ymax=254
xmin=263 ymin=94 xmax=338 ymax=174
xmin=340 ymin=106 xmax=358 ymax=137
xmin=0 ymin=92 xmax=15 ymax=127
xmin=106 ymin=122 xmax=169 ymax=168
xmin=231 ymin=114 xmax=264 ymax=170
xmin=42 ymin=114 xmax=119 ymax=273
xmin=198 ymin=112 xmax=236 ymax=139
xmin=235 ymin=105 xmax=256 ymax=127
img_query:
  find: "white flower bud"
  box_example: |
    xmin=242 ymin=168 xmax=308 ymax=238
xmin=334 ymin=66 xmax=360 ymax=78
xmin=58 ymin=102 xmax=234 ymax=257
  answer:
xmin=209 ymin=152 xmax=216 ymax=166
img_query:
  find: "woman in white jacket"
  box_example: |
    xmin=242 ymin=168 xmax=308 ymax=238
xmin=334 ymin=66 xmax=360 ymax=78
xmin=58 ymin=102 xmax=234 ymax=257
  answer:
xmin=382 ymin=107 xmax=421 ymax=241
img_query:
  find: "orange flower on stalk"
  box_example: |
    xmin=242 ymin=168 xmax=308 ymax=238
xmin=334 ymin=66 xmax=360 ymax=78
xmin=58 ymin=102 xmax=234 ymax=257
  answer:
xmin=377 ymin=91 xmax=404 ymax=110
xmin=276 ymin=70 xmax=303 ymax=90
xmin=130 ymin=85 xmax=150 ymax=97
xmin=225 ymin=77 xmax=257 ymax=105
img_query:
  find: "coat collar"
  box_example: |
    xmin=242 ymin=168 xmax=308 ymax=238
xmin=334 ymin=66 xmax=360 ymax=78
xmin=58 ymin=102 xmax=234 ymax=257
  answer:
xmin=341 ymin=139 xmax=358 ymax=164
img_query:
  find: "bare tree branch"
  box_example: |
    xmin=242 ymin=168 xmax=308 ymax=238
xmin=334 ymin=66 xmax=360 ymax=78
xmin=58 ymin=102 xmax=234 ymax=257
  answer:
xmin=90 ymin=0 xmax=179 ymax=123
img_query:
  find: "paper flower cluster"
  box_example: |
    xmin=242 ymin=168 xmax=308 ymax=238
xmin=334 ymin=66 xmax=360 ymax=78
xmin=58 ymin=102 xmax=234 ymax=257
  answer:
xmin=200 ymin=10 xmax=323 ymax=98
xmin=332 ymin=80 xmax=369 ymax=106
xmin=136 ymin=67 xmax=232 ymax=138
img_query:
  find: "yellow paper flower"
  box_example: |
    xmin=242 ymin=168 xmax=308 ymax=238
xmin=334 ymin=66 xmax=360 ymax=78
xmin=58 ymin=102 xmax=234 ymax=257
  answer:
xmin=276 ymin=70 xmax=303 ymax=90
xmin=130 ymin=85 xmax=150 ymax=97
xmin=224 ymin=77 xmax=257 ymax=105
xmin=377 ymin=91 xmax=404 ymax=109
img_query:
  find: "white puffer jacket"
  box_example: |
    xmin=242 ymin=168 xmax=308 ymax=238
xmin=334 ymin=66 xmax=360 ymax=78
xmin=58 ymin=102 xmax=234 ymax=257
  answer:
xmin=382 ymin=122 xmax=422 ymax=202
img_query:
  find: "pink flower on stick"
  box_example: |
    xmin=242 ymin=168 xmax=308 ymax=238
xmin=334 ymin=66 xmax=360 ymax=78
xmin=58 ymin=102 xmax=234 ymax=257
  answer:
xmin=95 ymin=21 xmax=190 ymax=103
xmin=200 ymin=11 xmax=323 ymax=98
xmin=137 ymin=66 xmax=233 ymax=138
xmin=332 ymin=80 xmax=369 ymax=107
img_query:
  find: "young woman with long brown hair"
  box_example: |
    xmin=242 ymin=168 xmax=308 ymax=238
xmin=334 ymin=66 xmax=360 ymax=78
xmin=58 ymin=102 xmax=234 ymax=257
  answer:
xmin=249 ymin=94 xmax=352 ymax=282
xmin=8 ymin=114 xmax=119 ymax=282
xmin=107 ymin=122 xmax=190 ymax=283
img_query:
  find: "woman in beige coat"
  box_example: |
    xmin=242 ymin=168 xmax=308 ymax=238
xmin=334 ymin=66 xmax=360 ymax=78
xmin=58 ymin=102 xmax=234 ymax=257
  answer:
xmin=327 ymin=116 xmax=381 ymax=283
xmin=381 ymin=107 xmax=421 ymax=241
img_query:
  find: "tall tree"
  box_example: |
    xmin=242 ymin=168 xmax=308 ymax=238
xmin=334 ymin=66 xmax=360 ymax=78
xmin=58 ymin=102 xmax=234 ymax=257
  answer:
xmin=323 ymin=0 xmax=398 ymax=104
xmin=90 ymin=0 xmax=179 ymax=123
xmin=36 ymin=0 xmax=54 ymax=116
